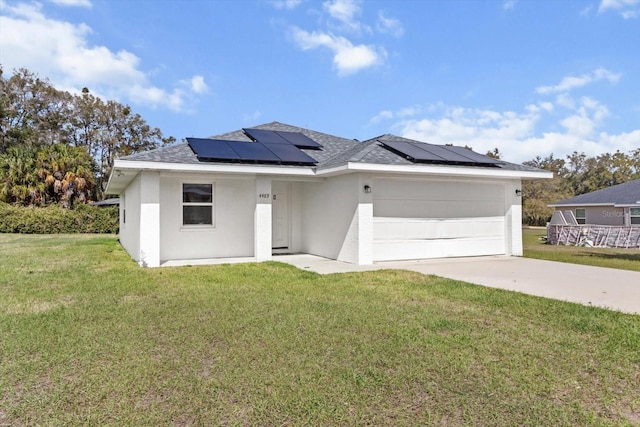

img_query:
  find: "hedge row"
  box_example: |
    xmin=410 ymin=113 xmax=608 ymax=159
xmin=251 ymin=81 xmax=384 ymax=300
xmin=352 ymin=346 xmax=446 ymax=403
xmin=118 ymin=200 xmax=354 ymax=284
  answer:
xmin=0 ymin=202 xmax=119 ymax=234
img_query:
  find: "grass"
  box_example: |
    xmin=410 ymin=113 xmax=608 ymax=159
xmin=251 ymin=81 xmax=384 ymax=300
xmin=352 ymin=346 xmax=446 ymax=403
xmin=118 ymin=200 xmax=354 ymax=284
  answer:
xmin=1 ymin=234 xmax=639 ymax=426
xmin=523 ymin=227 xmax=640 ymax=272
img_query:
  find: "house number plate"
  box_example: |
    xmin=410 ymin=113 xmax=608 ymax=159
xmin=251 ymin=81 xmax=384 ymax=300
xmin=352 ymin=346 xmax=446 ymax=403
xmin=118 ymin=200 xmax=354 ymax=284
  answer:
xmin=258 ymin=193 xmax=271 ymax=199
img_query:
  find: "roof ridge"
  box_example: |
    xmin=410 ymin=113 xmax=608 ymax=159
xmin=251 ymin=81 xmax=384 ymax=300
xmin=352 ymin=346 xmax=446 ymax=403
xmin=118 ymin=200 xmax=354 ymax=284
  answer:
xmin=348 ymin=140 xmax=380 ymax=162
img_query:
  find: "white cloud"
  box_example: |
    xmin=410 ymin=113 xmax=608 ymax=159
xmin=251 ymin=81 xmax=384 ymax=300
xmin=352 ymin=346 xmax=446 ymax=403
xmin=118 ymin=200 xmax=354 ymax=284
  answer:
xmin=0 ymin=1 xmax=204 ymax=112
xmin=369 ymin=110 xmax=394 ymax=124
xmin=283 ymin=0 xmax=391 ymax=76
xmin=48 ymin=0 xmax=91 ymax=7
xmin=269 ymin=0 xmax=302 ymax=10
xmin=186 ymin=75 xmax=208 ymax=94
xmin=290 ymin=27 xmax=385 ymax=75
xmin=371 ymin=90 xmax=635 ymax=163
xmin=556 ymin=93 xmax=576 ymax=109
xmin=376 ymin=11 xmax=404 ymax=37
xmin=390 ymin=104 xmax=540 ymax=158
xmin=536 ymin=67 xmax=621 ymax=94
xmin=323 ymin=0 xmax=364 ymax=32
xmin=503 ymin=0 xmax=518 ymax=10
xmin=598 ymin=0 xmax=640 ymax=17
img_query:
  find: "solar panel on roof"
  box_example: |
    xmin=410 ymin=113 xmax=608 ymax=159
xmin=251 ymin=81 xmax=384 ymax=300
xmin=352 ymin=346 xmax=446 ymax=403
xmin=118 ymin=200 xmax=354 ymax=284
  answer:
xmin=243 ymin=128 xmax=290 ymax=144
xmin=230 ymin=141 xmax=280 ymax=162
xmin=380 ymin=139 xmax=502 ymax=166
xmin=417 ymin=144 xmax=477 ymax=163
xmin=188 ymin=137 xmax=317 ymax=165
xmin=187 ymin=138 xmax=241 ymax=161
xmin=380 ymin=140 xmax=446 ymax=162
xmin=275 ymin=131 xmax=323 ymax=149
xmin=443 ymin=145 xmax=504 ymax=164
xmin=263 ymin=143 xmax=317 ymax=165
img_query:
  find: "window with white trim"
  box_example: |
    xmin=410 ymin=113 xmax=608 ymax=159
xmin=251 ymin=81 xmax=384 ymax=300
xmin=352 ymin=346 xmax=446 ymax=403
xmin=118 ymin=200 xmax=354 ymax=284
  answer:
xmin=182 ymin=183 xmax=213 ymax=226
xmin=631 ymin=208 xmax=640 ymax=225
xmin=575 ymin=208 xmax=586 ymax=225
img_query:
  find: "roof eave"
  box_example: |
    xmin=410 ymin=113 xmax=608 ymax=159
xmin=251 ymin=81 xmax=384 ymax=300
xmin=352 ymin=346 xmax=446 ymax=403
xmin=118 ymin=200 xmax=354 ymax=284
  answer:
xmin=104 ymin=159 xmax=318 ymax=194
xmin=548 ymin=202 xmax=640 ymax=208
xmin=317 ymin=162 xmax=553 ymax=179
xmin=548 ymin=202 xmax=613 ymax=208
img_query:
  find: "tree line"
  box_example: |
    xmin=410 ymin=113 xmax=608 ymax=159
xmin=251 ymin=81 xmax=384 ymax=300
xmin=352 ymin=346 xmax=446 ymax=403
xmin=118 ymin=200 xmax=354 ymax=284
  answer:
xmin=0 ymin=67 xmax=174 ymax=207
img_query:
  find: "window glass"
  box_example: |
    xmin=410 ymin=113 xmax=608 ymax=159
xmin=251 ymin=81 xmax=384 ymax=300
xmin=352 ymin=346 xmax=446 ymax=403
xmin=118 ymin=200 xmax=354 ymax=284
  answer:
xmin=182 ymin=183 xmax=213 ymax=226
xmin=183 ymin=183 xmax=212 ymax=203
xmin=183 ymin=206 xmax=213 ymax=225
xmin=631 ymin=208 xmax=640 ymax=225
xmin=575 ymin=208 xmax=586 ymax=224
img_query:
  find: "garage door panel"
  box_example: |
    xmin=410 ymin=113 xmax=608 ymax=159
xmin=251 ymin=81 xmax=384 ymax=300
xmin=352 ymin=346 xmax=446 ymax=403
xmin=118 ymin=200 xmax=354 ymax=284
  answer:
xmin=373 ymin=237 xmax=505 ymax=261
xmin=373 ymin=179 xmax=506 ymax=261
xmin=374 ymin=200 xmax=503 ymax=218
xmin=374 ymin=217 xmax=504 ymax=240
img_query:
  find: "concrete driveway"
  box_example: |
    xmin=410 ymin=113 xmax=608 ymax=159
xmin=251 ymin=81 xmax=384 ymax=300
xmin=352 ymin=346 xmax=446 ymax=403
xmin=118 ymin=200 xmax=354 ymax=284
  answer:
xmin=276 ymin=254 xmax=640 ymax=315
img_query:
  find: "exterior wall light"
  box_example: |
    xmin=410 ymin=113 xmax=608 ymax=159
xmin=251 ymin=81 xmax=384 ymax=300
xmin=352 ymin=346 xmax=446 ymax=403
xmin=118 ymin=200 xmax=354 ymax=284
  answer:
xmin=364 ymin=185 xmax=372 ymax=194
xmin=515 ymin=189 xmax=522 ymax=196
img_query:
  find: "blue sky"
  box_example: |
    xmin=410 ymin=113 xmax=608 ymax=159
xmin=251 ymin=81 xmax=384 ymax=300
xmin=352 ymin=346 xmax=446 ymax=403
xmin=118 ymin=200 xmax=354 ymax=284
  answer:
xmin=1 ymin=0 xmax=638 ymax=163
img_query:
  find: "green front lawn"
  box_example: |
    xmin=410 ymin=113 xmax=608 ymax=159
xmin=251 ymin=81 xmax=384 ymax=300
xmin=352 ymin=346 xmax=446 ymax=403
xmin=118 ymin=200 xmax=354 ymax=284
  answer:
xmin=523 ymin=228 xmax=640 ymax=272
xmin=1 ymin=234 xmax=639 ymax=425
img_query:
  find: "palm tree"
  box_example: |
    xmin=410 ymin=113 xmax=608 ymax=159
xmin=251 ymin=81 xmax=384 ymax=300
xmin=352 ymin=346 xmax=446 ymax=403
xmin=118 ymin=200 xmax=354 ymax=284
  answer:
xmin=0 ymin=146 xmax=44 ymax=205
xmin=0 ymin=144 xmax=95 ymax=207
xmin=37 ymin=144 xmax=95 ymax=207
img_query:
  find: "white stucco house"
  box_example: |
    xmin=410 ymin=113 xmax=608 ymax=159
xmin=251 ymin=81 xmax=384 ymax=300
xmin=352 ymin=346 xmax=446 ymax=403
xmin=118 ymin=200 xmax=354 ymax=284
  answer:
xmin=104 ymin=122 xmax=552 ymax=267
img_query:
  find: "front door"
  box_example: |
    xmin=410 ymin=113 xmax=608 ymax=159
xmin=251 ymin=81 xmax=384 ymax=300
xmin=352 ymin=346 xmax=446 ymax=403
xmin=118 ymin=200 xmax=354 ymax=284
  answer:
xmin=272 ymin=182 xmax=290 ymax=249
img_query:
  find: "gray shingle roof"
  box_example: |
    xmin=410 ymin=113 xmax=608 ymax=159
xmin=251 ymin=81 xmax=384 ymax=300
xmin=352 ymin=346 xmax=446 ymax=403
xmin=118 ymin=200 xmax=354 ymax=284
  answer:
xmin=318 ymin=133 xmax=545 ymax=173
xmin=119 ymin=121 xmax=545 ymax=173
xmin=552 ymin=179 xmax=640 ymax=206
xmin=121 ymin=121 xmax=359 ymax=167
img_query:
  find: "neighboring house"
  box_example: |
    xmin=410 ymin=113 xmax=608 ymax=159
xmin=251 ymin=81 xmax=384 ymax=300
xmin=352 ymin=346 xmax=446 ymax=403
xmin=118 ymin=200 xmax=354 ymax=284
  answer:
xmin=549 ymin=179 xmax=640 ymax=226
xmin=104 ymin=122 xmax=551 ymax=267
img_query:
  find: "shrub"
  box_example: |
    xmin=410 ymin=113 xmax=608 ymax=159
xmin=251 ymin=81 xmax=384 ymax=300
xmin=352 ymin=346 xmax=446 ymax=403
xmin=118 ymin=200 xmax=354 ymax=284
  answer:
xmin=0 ymin=202 xmax=119 ymax=234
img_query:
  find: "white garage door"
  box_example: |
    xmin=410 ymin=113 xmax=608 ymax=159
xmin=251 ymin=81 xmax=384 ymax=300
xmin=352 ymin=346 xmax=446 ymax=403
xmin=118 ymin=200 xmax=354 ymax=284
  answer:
xmin=373 ymin=179 xmax=506 ymax=261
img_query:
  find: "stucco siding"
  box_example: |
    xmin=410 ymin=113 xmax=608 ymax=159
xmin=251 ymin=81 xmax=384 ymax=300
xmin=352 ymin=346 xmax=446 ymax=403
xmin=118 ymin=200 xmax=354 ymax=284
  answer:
xmin=159 ymin=175 xmax=255 ymax=261
xmin=504 ymin=179 xmax=523 ymax=256
xmin=119 ymin=173 xmax=141 ymax=262
xmin=300 ymin=174 xmax=362 ymax=263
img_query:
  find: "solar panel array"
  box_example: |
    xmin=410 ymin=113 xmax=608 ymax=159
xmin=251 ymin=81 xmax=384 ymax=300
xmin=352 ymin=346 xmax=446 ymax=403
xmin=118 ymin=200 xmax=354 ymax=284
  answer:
xmin=187 ymin=137 xmax=318 ymax=165
xmin=243 ymin=128 xmax=322 ymax=149
xmin=380 ymin=139 xmax=503 ymax=166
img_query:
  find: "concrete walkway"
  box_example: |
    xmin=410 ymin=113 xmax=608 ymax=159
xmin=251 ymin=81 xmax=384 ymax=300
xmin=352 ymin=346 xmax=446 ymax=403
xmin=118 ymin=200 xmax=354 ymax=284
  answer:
xmin=275 ymin=254 xmax=640 ymax=315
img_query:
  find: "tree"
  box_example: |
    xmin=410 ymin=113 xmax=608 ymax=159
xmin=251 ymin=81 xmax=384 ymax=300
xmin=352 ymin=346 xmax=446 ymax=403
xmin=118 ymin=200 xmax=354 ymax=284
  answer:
xmin=0 ymin=145 xmax=43 ymax=205
xmin=0 ymin=67 xmax=72 ymax=151
xmin=37 ymin=144 xmax=95 ymax=207
xmin=0 ymin=144 xmax=94 ymax=207
xmin=1 ymin=67 xmax=174 ymax=202
xmin=65 ymin=87 xmax=173 ymax=196
xmin=521 ymin=154 xmax=573 ymax=226
xmin=486 ymin=147 xmax=502 ymax=159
